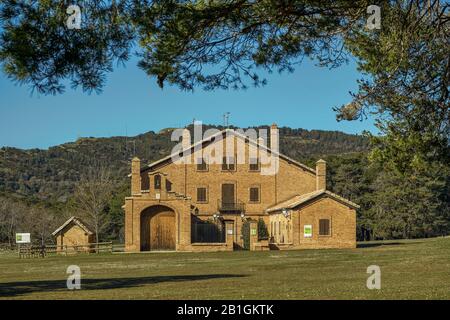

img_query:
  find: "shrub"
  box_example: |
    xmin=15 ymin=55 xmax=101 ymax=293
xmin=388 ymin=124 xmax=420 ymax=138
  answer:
xmin=257 ymin=218 xmax=269 ymax=240
xmin=241 ymin=220 xmax=250 ymax=250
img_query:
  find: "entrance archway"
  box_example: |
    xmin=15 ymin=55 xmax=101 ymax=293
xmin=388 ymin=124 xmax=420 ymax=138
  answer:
xmin=140 ymin=205 xmax=176 ymax=251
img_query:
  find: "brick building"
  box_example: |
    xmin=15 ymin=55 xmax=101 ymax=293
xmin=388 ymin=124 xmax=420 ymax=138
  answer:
xmin=124 ymin=125 xmax=358 ymax=252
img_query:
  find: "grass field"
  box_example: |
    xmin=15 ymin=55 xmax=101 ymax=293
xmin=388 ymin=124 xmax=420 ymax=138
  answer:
xmin=1 ymin=237 xmax=449 ymax=300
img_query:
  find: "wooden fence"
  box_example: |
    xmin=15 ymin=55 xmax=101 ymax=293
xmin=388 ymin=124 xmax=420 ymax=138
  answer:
xmin=191 ymin=222 xmax=226 ymax=243
xmin=17 ymin=242 xmax=116 ymax=258
xmin=0 ymin=243 xmax=16 ymax=251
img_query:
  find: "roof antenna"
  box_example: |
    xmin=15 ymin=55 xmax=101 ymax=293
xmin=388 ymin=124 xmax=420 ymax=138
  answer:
xmin=223 ymin=112 xmax=231 ymax=128
xmin=127 ymin=140 xmax=136 ymax=158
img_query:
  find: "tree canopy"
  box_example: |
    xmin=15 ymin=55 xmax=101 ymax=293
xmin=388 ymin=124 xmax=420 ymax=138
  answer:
xmin=0 ymin=0 xmax=448 ymax=170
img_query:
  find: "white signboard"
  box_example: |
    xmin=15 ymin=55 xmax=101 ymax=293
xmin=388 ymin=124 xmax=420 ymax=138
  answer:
xmin=16 ymin=233 xmax=31 ymax=244
xmin=304 ymin=225 xmax=312 ymax=238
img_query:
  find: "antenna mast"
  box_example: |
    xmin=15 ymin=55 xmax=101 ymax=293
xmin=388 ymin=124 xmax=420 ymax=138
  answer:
xmin=127 ymin=140 xmax=136 ymax=158
xmin=223 ymin=112 xmax=231 ymax=127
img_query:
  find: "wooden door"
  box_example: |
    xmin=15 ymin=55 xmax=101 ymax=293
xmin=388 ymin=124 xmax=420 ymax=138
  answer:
xmin=150 ymin=211 xmax=175 ymax=250
xmin=141 ymin=216 xmax=151 ymax=251
xmin=222 ymin=184 xmax=235 ymax=209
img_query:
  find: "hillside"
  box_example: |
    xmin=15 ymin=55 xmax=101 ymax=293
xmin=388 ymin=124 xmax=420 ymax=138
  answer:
xmin=0 ymin=125 xmax=368 ymax=201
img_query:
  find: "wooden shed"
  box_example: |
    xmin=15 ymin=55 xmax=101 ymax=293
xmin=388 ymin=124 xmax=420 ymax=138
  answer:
xmin=52 ymin=216 xmax=95 ymax=252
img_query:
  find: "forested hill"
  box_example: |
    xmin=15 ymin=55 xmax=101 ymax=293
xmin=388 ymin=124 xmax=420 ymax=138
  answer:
xmin=0 ymin=125 xmax=368 ymax=201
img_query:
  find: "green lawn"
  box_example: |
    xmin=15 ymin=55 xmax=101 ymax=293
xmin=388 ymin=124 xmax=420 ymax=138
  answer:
xmin=1 ymin=237 xmax=450 ymax=299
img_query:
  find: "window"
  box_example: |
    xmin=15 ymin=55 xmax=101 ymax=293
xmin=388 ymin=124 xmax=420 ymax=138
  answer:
xmin=154 ymin=175 xmax=161 ymax=189
xmin=196 ymin=158 xmax=208 ymax=171
xmin=222 ymin=156 xmax=235 ymax=171
xmin=141 ymin=174 xmax=150 ymax=190
xmin=319 ymin=219 xmax=330 ymax=236
xmin=249 ymin=158 xmax=260 ymax=171
xmin=249 ymin=187 xmax=260 ymax=202
xmin=197 ymin=187 xmax=208 ymax=203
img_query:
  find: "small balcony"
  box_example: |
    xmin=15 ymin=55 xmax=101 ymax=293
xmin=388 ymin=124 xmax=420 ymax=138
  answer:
xmin=217 ymin=200 xmax=245 ymax=213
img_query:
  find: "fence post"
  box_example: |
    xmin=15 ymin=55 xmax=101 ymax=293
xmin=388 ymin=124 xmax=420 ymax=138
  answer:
xmin=249 ymin=220 xmax=258 ymax=251
xmin=225 ymin=220 xmax=234 ymax=251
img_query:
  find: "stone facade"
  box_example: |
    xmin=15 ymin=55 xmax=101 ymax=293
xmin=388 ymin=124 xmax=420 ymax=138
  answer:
xmin=124 ymin=126 xmax=358 ymax=252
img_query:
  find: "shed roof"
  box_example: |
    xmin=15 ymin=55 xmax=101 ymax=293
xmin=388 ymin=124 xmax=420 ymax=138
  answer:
xmin=52 ymin=216 xmax=94 ymax=236
xmin=266 ymin=190 xmax=360 ymax=213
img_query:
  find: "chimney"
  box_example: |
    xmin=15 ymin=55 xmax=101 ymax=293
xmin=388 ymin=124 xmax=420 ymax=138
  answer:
xmin=131 ymin=157 xmax=141 ymax=196
xmin=316 ymin=159 xmax=326 ymax=191
xmin=257 ymin=136 xmax=265 ymax=146
xmin=270 ymin=123 xmax=279 ymax=152
xmin=182 ymin=128 xmax=191 ymax=150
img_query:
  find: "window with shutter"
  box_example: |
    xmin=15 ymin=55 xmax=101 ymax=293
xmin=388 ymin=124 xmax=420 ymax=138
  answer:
xmin=196 ymin=158 xmax=208 ymax=171
xmin=222 ymin=156 xmax=235 ymax=171
xmin=249 ymin=158 xmax=260 ymax=171
xmin=197 ymin=187 xmax=207 ymax=202
xmin=319 ymin=219 xmax=330 ymax=236
xmin=249 ymin=187 xmax=260 ymax=202
xmin=222 ymin=157 xmax=227 ymax=170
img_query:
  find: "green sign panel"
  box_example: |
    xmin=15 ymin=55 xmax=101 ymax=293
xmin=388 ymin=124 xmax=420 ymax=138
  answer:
xmin=304 ymin=225 xmax=312 ymax=238
xmin=15 ymin=233 xmax=31 ymax=243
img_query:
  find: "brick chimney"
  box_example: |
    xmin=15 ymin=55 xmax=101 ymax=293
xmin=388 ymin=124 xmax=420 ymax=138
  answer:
xmin=257 ymin=136 xmax=265 ymax=146
xmin=270 ymin=123 xmax=279 ymax=152
xmin=131 ymin=157 xmax=141 ymax=196
xmin=316 ymin=159 xmax=326 ymax=191
xmin=182 ymin=128 xmax=191 ymax=150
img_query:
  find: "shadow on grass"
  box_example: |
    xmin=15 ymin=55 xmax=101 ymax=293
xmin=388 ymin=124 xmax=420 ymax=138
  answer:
xmin=0 ymin=274 xmax=247 ymax=298
xmin=357 ymin=241 xmax=422 ymax=248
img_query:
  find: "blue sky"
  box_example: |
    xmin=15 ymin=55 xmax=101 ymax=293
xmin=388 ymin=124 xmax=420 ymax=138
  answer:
xmin=0 ymin=56 xmax=375 ymax=149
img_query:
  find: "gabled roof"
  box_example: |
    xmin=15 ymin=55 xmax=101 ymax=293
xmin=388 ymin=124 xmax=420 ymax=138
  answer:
xmin=266 ymin=190 xmax=360 ymax=213
xmin=52 ymin=216 xmax=94 ymax=236
xmin=141 ymin=128 xmax=316 ymax=174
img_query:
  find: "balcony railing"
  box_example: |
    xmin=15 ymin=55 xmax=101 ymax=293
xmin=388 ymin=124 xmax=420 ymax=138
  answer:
xmin=217 ymin=200 xmax=245 ymax=212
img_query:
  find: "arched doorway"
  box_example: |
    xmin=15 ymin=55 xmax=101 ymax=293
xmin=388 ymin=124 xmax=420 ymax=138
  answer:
xmin=140 ymin=205 xmax=176 ymax=251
